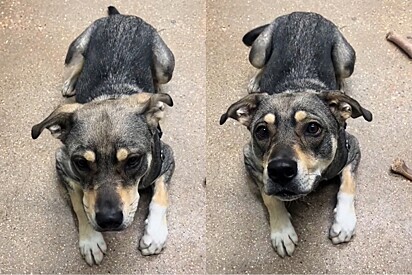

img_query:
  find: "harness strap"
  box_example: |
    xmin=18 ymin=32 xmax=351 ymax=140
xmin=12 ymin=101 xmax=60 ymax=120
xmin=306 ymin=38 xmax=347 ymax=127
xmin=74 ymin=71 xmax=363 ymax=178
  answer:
xmin=139 ymin=127 xmax=163 ymax=189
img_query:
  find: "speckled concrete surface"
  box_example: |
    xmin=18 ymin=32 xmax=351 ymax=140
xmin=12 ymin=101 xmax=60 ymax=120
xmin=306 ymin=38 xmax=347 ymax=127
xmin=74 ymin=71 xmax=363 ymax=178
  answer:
xmin=0 ymin=0 xmax=205 ymax=273
xmin=207 ymin=0 xmax=411 ymax=273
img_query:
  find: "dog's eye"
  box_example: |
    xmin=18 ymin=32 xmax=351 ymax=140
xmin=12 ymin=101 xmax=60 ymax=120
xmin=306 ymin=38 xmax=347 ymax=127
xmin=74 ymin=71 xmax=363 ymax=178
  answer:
xmin=125 ymin=155 xmax=142 ymax=169
xmin=73 ymin=157 xmax=90 ymax=172
xmin=255 ymin=125 xmax=270 ymax=140
xmin=305 ymin=122 xmax=322 ymax=136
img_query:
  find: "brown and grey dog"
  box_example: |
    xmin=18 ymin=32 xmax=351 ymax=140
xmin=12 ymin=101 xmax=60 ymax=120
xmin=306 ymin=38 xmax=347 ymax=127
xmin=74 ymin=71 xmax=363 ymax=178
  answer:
xmin=32 ymin=6 xmax=175 ymax=265
xmin=220 ymin=12 xmax=372 ymax=257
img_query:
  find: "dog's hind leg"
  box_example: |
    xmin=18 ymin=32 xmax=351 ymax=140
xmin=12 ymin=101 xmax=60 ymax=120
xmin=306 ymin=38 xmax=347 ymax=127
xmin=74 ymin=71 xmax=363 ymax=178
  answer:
xmin=248 ymin=69 xmax=264 ymax=93
xmin=332 ymin=29 xmax=356 ymax=89
xmin=62 ymin=24 xmax=96 ymax=97
xmin=139 ymin=175 xmax=170 ymax=255
xmin=152 ymin=33 xmax=175 ymax=92
xmin=261 ymin=192 xmax=298 ymax=257
xmin=245 ymin=23 xmax=275 ymax=92
xmin=68 ymin=185 xmax=107 ymax=266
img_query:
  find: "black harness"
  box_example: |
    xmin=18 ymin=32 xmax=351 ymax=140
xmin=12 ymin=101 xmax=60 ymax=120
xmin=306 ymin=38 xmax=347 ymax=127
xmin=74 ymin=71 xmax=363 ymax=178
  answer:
xmin=139 ymin=126 xmax=164 ymax=189
xmin=321 ymin=122 xmax=350 ymax=181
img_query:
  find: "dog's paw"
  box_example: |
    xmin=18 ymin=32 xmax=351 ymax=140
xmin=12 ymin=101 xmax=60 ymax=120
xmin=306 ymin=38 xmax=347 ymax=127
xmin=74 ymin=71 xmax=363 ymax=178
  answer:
xmin=329 ymin=208 xmax=356 ymax=244
xmin=139 ymin=203 xmax=168 ymax=256
xmin=62 ymin=81 xmax=76 ymax=97
xmin=270 ymin=220 xmax=298 ymax=257
xmin=139 ymin=218 xmax=168 ymax=255
xmin=79 ymin=230 xmax=107 ymax=266
xmin=329 ymin=196 xmax=356 ymax=244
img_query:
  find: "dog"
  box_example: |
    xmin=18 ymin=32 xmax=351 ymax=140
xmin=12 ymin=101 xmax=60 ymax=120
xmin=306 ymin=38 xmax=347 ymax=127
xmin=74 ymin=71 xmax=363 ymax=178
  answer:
xmin=220 ymin=12 xmax=372 ymax=257
xmin=31 ymin=6 xmax=175 ymax=266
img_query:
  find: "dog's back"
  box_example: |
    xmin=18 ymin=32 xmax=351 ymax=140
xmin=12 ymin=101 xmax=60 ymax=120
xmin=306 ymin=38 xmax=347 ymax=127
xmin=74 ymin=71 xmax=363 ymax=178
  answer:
xmin=74 ymin=14 xmax=156 ymax=102
xmin=244 ymin=12 xmax=355 ymax=93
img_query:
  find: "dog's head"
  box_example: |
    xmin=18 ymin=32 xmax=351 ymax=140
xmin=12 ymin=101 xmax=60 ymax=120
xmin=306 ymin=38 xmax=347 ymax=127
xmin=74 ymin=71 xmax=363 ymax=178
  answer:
xmin=220 ymin=91 xmax=371 ymax=201
xmin=32 ymin=93 xmax=173 ymax=231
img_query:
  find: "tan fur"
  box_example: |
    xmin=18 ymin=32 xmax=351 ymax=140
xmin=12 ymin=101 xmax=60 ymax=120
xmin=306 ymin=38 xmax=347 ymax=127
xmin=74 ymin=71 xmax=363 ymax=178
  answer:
xmin=293 ymin=140 xmax=336 ymax=174
xmin=117 ymin=185 xmax=139 ymax=208
xmin=83 ymin=151 xmax=95 ymax=162
xmin=62 ymin=53 xmax=84 ymax=93
xmin=340 ymin=164 xmax=356 ymax=194
xmin=128 ymin=92 xmax=151 ymax=105
xmin=261 ymin=191 xmax=290 ymax=228
xmin=68 ymin=184 xmax=96 ymax=234
xmin=83 ymin=189 xmax=97 ymax=217
xmin=264 ymin=113 xmax=276 ymax=124
xmin=57 ymin=103 xmax=82 ymax=113
xmin=293 ymin=144 xmax=316 ymax=169
xmin=116 ymin=148 xmax=129 ymax=162
xmin=294 ymin=111 xmax=307 ymax=122
xmin=340 ymin=103 xmax=352 ymax=120
xmin=152 ymin=176 xmax=169 ymax=207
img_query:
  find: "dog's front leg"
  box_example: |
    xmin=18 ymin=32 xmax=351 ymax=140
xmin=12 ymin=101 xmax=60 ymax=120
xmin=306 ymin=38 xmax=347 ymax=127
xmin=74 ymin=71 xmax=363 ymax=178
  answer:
xmin=329 ymin=163 xmax=357 ymax=244
xmin=261 ymin=192 xmax=298 ymax=257
xmin=69 ymin=186 xmax=107 ymax=266
xmin=139 ymin=175 xmax=169 ymax=255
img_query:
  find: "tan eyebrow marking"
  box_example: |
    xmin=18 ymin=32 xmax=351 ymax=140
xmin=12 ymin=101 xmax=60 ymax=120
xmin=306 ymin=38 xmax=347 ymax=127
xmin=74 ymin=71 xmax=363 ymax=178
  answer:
xmin=116 ymin=148 xmax=129 ymax=162
xmin=263 ymin=113 xmax=276 ymax=124
xmin=83 ymin=151 xmax=95 ymax=162
xmin=294 ymin=111 xmax=307 ymax=122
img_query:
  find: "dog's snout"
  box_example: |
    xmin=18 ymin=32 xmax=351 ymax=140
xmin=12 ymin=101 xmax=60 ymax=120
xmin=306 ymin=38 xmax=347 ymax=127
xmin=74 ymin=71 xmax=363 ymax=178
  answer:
xmin=95 ymin=208 xmax=123 ymax=230
xmin=268 ymin=159 xmax=297 ymax=185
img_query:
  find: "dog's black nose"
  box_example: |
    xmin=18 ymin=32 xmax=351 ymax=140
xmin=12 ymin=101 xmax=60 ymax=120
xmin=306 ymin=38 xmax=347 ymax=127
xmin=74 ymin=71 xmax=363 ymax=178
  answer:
xmin=267 ymin=159 xmax=297 ymax=185
xmin=95 ymin=209 xmax=123 ymax=230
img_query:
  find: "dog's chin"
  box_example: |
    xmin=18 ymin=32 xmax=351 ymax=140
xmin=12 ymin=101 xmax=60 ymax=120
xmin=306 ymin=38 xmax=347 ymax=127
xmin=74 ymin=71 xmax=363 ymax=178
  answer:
xmin=265 ymin=184 xmax=312 ymax=201
xmin=274 ymin=191 xmax=306 ymax=201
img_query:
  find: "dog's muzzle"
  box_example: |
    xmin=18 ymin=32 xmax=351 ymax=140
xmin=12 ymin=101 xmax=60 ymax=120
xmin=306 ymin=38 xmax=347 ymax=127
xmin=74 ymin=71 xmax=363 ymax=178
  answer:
xmin=266 ymin=158 xmax=308 ymax=201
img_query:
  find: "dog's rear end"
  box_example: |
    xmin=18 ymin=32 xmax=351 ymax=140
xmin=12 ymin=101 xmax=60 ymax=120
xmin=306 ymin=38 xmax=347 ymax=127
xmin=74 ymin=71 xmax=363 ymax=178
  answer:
xmin=62 ymin=6 xmax=175 ymax=102
xmin=244 ymin=12 xmax=355 ymax=93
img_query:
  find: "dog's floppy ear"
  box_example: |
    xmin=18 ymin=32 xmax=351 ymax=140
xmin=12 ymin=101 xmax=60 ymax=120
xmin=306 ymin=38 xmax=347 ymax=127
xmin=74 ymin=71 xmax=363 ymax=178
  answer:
xmin=128 ymin=92 xmax=173 ymax=127
xmin=220 ymin=93 xmax=266 ymax=127
xmin=31 ymin=103 xmax=82 ymax=141
xmin=318 ymin=91 xmax=372 ymax=122
xmin=242 ymin=24 xmax=270 ymax=46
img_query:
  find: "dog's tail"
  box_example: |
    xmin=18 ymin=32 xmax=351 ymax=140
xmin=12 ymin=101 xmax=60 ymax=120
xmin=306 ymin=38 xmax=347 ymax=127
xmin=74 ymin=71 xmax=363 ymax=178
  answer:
xmin=242 ymin=24 xmax=269 ymax=46
xmin=108 ymin=6 xmax=120 ymax=16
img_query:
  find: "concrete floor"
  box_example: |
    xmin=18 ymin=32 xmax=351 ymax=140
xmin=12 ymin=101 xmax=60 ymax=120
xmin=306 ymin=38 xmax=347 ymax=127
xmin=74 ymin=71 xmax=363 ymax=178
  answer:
xmin=0 ymin=0 xmax=411 ymax=274
xmin=0 ymin=0 xmax=205 ymax=273
xmin=207 ymin=0 xmax=411 ymax=274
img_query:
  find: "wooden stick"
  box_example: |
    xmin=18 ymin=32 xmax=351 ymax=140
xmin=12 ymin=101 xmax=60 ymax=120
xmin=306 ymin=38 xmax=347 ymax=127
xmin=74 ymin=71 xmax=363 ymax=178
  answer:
xmin=386 ymin=31 xmax=412 ymax=58
xmin=391 ymin=158 xmax=412 ymax=182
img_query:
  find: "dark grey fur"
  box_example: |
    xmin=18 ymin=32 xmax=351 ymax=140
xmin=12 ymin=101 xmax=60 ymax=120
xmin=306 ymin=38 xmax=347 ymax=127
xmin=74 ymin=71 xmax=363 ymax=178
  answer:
xmin=32 ymin=6 xmax=175 ymax=264
xmin=220 ymin=12 xmax=372 ymax=256
xmin=221 ymin=11 xmax=371 ymax=200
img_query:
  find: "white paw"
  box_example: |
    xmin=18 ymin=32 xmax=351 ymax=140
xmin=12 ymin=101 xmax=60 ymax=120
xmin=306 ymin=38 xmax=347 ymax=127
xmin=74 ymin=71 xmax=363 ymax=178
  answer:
xmin=270 ymin=220 xmax=298 ymax=257
xmin=79 ymin=230 xmax=107 ymax=266
xmin=329 ymin=206 xmax=356 ymax=244
xmin=139 ymin=203 xmax=168 ymax=256
xmin=329 ymin=193 xmax=356 ymax=244
xmin=139 ymin=219 xmax=168 ymax=255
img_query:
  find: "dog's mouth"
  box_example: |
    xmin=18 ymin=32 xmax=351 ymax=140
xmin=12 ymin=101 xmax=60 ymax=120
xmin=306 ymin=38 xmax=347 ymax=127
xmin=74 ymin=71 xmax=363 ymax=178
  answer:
xmin=95 ymin=225 xmax=125 ymax=232
xmin=274 ymin=190 xmax=305 ymax=201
